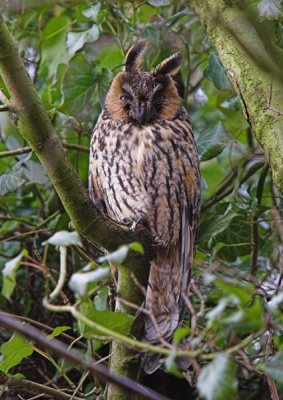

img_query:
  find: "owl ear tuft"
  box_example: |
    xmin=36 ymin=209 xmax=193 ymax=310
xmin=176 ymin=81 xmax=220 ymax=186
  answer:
xmin=153 ymin=52 xmax=183 ymax=76
xmin=124 ymin=41 xmax=148 ymax=73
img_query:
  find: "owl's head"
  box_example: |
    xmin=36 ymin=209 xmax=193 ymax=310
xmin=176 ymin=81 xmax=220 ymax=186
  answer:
xmin=105 ymin=41 xmax=183 ymax=125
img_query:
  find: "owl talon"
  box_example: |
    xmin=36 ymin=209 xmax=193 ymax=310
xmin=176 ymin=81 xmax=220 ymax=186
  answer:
xmin=130 ymin=219 xmax=140 ymax=231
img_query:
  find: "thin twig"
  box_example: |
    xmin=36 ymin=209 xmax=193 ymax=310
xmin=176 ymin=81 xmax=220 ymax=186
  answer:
xmin=250 ymin=163 xmax=269 ymax=276
xmin=263 ymin=82 xmax=283 ymax=116
xmin=265 ymin=330 xmax=279 ymax=400
xmin=0 ymin=373 xmax=82 ymax=400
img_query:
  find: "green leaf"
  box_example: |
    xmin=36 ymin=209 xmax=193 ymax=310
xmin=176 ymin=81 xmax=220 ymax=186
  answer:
xmin=217 ymin=219 xmax=252 ymax=261
xmin=67 ymin=25 xmax=100 ymax=57
xmin=94 ymin=286 xmax=109 ymax=311
xmin=40 ymin=15 xmax=71 ymax=77
xmin=258 ymin=0 xmax=283 ymax=20
xmin=197 ymin=122 xmax=232 ymax=161
xmin=0 ymin=333 xmax=33 ymax=374
xmin=197 ymin=354 xmax=237 ymax=400
xmin=0 ymin=220 xmax=19 ymax=235
xmin=58 ymin=54 xmax=97 ymax=116
xmin=47 ymin=326 xmax=71 ymax=339
xmin=82 ymin=3 xmax=101 ymax=20
xmin=97 ymin=68 xmax=113 ymax=104
xmin=97 ymin=242 xmax=143 ymax=265
xmin=268 ymin=291 xmax=283 ymax=312
xmin=260 ymin=352 xmax=283 ymax=383
xmin=224 ymin=297 xmax=263 ymax=334
xmin=42 ymin=230 xmax=82 ymax=247
xmin=0 ymin=173 xmax=25 ymax=196
xmin=220 ymin=94 xmax=241 ymax=111
xmin=204 ymin=50 xmax=232 ymax=91
xmin=148 ymin=0 xmax=170 ymax=5
xmin=2 ymin=250 xmax=27 ymax=300
xmin=198 ymin=207 xmax=238 ymax=244
xmin=212 ymin=276 xmax=254 ymax=306
xmin=22 ymin=160 xmax=48 ymax=184
xmin=78 ymin=300 xmax=134 ymax=339
xmin=69 ymin=266 xmax=110 ymax=297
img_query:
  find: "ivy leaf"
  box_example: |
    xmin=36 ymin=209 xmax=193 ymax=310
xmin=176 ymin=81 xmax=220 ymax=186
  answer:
xmin=22 ymin=160 xmax=48 ymax=184
xmin=82 ymin=3 xmax=101 ymax=20
xmin=69 ymin=266 xmax=111 ymax=297
xmin=67 ymin=25 xmax=100 ymax=57
xmin=97 ymin=242 xmax=143 ymax=265
xmin=220 ymin=94 xmax=241 ymax=111
xmin=42 ymin=230 xmax=82 ymax=247
xmin=217 ymin=218 xmax=252 ymax=261
xmin=197 ymin=122 xmax=232 ymax=161
xmin=198 ymin=207 xmax=238 ymax=244
xmin=204 ymin=50 xmax=232 ymax=91
xmin=257 ymin=0 xmax=283 ymax=20
xmin=0 ymin=333 xmax=33 ymax=374
xmin=0 ymin=173 xmax=25 ymax=196
xmin=47 ymin=326 xmax=71 ymax=339
xmin=197 ymin=354 xmax=237 ymax=400
xmin=265 ymin=352 xmax=283 ymax=383
xmin=2 ymin=250 xmax=28 ymax=300
xmin=148 ymin=0 xmax=170 ymax=5
xmin=97 ymin=68 xmax=113 ymax=104
xmin=78 ymin=300 xmax=134 ymax=339
xmin=58 ymin=54 xmax=97 ymax=116
xmin=40 ymin=15 xmax=71 ymax=77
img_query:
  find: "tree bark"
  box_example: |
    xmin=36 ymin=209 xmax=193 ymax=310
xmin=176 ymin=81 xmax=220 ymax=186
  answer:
xmin=188 ymin=0 xmax=283 ymax=193
xmin=0 ymin=14 xmax=153 ymax=397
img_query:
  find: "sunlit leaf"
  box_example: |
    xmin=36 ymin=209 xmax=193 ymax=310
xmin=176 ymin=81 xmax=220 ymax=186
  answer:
xmin=78 ymin=300 xmax=134 ymax=338
xmin=0 ymin=333 xmax=33 ymax=374
xmin=258 ymin=0 xmax=283 ymax=20
xmin=220 ymin=94 xmax=241 ymax=111
xmin=69 ymin=267 xmax=110 ymax=297
xmin=58 ymin=54 xmax=97 ymax=116
xmin=2 ymin=250 xmax=28 ymax=300
xmin=148 ymin=0 xmax=170 ymax=5
xmin=42 ymin=230 xmax=82 ymax=247
xmin=82 ymin=3 xmax=101 ymax=20
xmin=0 ymin=173 xmax=25 ymax=196
xmin=197 ymin=354 xmax=237 ymax=400
xmin=40 ymin=15 xmax=71 ymax=77
xmin=47 ymin=326 xmax=71 ymax=339
xmin=67 ymin=25 xmax=100 ymax=57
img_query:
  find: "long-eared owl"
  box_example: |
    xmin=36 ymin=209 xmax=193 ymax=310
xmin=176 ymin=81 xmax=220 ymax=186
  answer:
xmin=89 ymin=41 xmax=201 ymax=374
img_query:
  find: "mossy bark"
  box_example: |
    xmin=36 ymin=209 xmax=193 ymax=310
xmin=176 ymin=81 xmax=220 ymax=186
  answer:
xmin=188 ymin=0 xmax=283 ymax=193
xmin=0 ymin=14 xmax=153 ymax=399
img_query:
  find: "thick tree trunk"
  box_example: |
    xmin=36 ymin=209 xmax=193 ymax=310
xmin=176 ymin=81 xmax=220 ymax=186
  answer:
xmin=188 ymin=0 xmax=283 ymax=193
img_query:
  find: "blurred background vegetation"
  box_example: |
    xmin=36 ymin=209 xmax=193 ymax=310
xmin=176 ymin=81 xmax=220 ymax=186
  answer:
xmin=1 ymin=1 xmax=283 ymax=399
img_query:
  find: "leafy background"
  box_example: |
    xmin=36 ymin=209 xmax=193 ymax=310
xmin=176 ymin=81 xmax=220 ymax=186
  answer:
xmin=1 ymin=1 xmax=283 ymax=399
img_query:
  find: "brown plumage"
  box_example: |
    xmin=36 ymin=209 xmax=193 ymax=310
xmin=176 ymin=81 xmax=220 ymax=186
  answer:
xmin=89 ymin=41 xmax=201 ymax=374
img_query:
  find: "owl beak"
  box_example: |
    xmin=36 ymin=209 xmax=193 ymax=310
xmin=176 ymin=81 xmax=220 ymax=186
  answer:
xmin=135 ymin=101 xmax=152 ymax=125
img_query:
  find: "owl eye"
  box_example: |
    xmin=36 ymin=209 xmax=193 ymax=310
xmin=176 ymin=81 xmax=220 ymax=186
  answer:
xmin=120 ymin=94 xmax=132 ymax=101
xmin=153 ymin=92 xmax=166 ymax=102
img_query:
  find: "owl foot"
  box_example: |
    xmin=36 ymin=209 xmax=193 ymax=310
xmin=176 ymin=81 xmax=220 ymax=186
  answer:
xmin=130 ymin=218 xmax=140 ymax=231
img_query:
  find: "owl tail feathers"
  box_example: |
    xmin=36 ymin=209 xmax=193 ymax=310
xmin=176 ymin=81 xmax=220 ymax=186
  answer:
xmin=143 ymin=352 xmax=162 ymax=375
xmin=143 ymin=350 xmax=191 ymax=375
